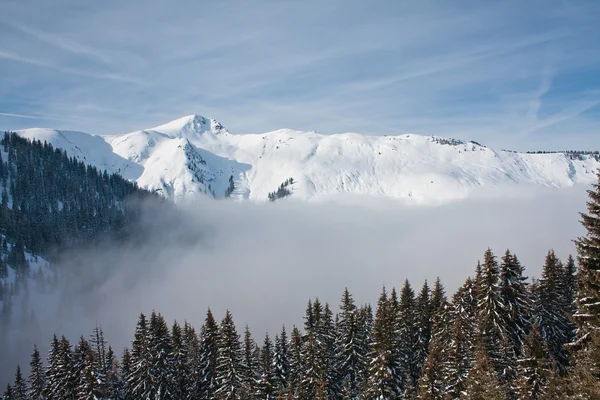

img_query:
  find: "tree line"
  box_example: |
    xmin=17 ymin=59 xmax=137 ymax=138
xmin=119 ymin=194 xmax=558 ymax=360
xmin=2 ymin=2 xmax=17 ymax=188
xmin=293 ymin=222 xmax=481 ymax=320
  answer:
xmin=2 ymin=170 xmax=600 ymax=399
xmin=0 ymin=132 xmax=155 ymax=260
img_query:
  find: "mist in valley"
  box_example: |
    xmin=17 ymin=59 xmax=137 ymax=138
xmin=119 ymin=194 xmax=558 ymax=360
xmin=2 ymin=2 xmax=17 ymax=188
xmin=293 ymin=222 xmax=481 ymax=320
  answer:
xmin=0 ymin=183 xmax=591 ymax=385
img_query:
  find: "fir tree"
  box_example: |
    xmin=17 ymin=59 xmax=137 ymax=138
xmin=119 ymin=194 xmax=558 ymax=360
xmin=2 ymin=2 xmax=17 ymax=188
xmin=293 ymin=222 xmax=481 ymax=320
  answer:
xmin=335 ymin=288 xmax=366 ymax=399
xmin=170 ymin=320 xmax=190 ymax=400
xmin=241 ymin=325 xmax=258 ymax=398
xmin=182 ymin=321 xmax=202 ymax=400
xmin=573 ymin=170 xmax=600 ymax=343
xmin=398 ymin=279 xmax=419 ymax=392
xmin=12 ymin=365 xmax=27 ymax=400
xmin=515 ymin=324 xmax=551 ymax=400
xmin=120 ymin=348 xmax=133 ymax=400
xmin=460 ymin=341 xmax=504 ymax=400
xmin=475 ymin=249 xmax=505 ymax=375
xmin=3 ymin=384 xmax=13 ymax=400
xmin=199 ymin=309 xmax=220 ymax=400
xmin=28 ymin=345 xmax=45 ymax=400
xmin=148 ymin=311 xmax=172 ymax=400
xmin=215 ymin=310 xmax=244 ymax=400
xmin=256 ymin=333 xmax=276 ymax=399
xmin=127 ymin=313 xmax=152 ymax=399
xmin=535 ymin=250 xmax=573 ymax=370
xmin=288 ymin=326 xmax=303 ymax=398
xmin=361 ymin=287 xmax=402 ymax=398
xmin=418 ymin=300 xmax=451 ymax=400
xmin=272 ymin=325 xmax=290 ymax=397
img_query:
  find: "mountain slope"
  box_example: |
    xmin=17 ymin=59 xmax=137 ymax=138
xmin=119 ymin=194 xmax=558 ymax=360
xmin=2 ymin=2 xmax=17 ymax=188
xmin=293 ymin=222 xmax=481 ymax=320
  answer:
xmin=15 ymin=115 xmax=600 ymax=204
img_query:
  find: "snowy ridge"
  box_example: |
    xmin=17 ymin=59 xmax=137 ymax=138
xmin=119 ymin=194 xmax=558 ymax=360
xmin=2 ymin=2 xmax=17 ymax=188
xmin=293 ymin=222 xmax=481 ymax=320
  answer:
xmin=15 ymin=115 xmax=600 ymax=204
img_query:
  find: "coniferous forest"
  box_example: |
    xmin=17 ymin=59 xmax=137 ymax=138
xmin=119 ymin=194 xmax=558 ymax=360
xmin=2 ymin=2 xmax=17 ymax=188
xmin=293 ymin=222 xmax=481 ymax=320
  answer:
xmin=1 ymin=134 xmax=600 ymax=399
xmin=0 ymin=132 xmax=155 ymax=259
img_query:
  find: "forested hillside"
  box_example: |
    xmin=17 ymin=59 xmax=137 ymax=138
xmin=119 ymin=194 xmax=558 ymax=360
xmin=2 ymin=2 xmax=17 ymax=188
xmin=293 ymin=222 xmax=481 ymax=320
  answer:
xmin=0 ymin=132 xmax=154 ymax=259
xmin=2 ymin=171 xmax=599 ymax=399
xmin=0 ymin=131 xmax=157 ymax=323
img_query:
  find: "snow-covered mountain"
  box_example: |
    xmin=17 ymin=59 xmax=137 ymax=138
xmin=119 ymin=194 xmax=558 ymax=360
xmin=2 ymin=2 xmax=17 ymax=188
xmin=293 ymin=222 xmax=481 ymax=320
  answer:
xmin=16 ymin=115 xmax=600 ymax=204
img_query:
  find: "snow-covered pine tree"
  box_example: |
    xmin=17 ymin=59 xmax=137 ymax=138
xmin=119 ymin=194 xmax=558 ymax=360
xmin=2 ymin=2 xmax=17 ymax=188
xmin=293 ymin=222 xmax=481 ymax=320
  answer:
xmin=430 ymin=277 xmax=446 ymax=314
xmin=288 ymin=326 xmax=303 ymax=398
xmin=127 ymin=313 xmax=152 ymax=399
xmin=335 ymin=288 xmax=366 ymax=399
xmin=89 ymin=325 xmax=109 ymax=397
xmin=562 ymin=331 xmax=600 ymax=398
xmin=573 ymin=170 xmax=600 ymax=345
xmin=460 ymin=340 xmax=504 ymax=400
xmin=28 ymin=345 xmax=45 ymax=400
xmin=535 ymin=250 xmax=573 ymax=371
xmin=73 ymin=336 xmax=101 ymax=400
xmin=12 ymin=365 xmax=27 ymax=400
xmin=515 ymin=323 xmax=551 ymax=400
xmin=104 ymin=345 xmax=121 ymax=400
xmin=215 ymin=310 xmax=244 ymax=400
xmin=182 ymin=321 xmax=202 ymax=400
xmin=445 ymin=278 xmax=478 ymax=398
xmin=3 ymin=384 xmax=13 ymax=400
xmin=256 ymin=333 xmax=276 ymax=399
xmin=561 ymin=255 xmax=578 ymax=315
xmin=499 ymin=250 xmax=531 ymax=356
xmin=199 ymin=309 xmax=220 ymax=400
xmin=361 ymin=287 xmax=402 ymax=399
xmin=272 ymin=325 xmax=290 ymax=397
xmin=148 ymin=311 xmax=173 ymax=400
xmin=475 ymin=249 xmax=505 ymax=375
xmin=418 ymin=300 xmax=451 ymax=400
xmin=120 ymin=348 xmax=133 ymax=400
xmin=241 ymin=325 xmax=258 ymax=398
xmin=398 ymin=279 xmax=420 ymax=393
xmin=317 ymin=302 xmax=338 ymax=398
xmin=499 ymin=250 xmax=531 ymax=395
xmin=170 ymin=320 xmax=190 ymax=400
xmin=356 ymin=303 xmax=373 ymax=386
xmin=414 ymin=280 xmax=433 ymax=381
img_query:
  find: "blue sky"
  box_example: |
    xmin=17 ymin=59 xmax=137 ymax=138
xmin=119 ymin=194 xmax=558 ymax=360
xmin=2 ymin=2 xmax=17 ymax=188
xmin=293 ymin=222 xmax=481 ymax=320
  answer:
xmin=0 ymin=0 xmax=599 ymax=151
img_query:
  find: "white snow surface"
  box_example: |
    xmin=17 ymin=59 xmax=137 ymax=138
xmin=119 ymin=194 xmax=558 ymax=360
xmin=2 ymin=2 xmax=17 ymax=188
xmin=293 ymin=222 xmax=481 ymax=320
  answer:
xmin=16 ymin=115 xmax=600 ymax=204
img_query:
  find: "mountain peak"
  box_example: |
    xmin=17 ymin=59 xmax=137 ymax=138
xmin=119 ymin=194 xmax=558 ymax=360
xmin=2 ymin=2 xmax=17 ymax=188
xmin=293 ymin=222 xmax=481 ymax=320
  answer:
xmin=150 ymin=114 xmax=228 ymax=137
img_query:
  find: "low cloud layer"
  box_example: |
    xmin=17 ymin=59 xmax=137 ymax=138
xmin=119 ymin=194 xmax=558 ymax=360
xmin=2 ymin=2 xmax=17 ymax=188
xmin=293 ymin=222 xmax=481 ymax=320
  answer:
xmin=0 ymin=183 xmax=591 ymax=383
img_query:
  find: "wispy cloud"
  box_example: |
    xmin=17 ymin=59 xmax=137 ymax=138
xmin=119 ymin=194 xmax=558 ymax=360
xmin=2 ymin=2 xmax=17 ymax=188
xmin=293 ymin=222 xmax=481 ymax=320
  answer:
xmin=0 ymin=0 xmax=599 ymax=150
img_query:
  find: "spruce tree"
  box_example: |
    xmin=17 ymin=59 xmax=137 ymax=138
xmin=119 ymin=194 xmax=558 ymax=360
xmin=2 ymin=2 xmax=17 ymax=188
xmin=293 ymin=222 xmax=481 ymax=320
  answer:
xmin=170 ymin=320 xmax=190 ymax=400
xmin=28 ymin=345 xmax=45 ymax=400
xmin=475 ymin=249 xmax=505 ymax=375
xmin=398 ymin=279 xmax=419 ymax=392
xmin=12 ymin=365 xmax=27 ymax=400
xmin=215 ymin=310 xmax=244 ymax=400
xmin=535 ymin=250 xmax=573 ymax=370
xmin=73 ymin=336 xmax=99 ymax=400
xmin=241 ymin=325 xmax=258 ymax=398
xmin=3 ymin=384 xmax=13 ymax=400
xmin=120 ymin=348 xmax=133 ymax=400
xmin=335 ymin=288 xmax=366 ymax=399
xmin=415 ymin=280 xmax=433 ymax=379
xmin=127 ymin=313 xmax=152 ymax=399
xmin=273 ymin=325 xmax=290 ymax=397
xmin=288 ymin=326 xmax=303 ymax=398
xmin=460 ymin=341 xmax=504 ymax=400
xmin=515 ymin=324 xmax=551 ymax=400
xmin=446 ymin=278 xmax=478 ymax=398
xmin=418 ymin=300 xmax=451 ymax=400
xmin=182 ymin=321 xmax=202 ymax=400
xmin=256 ymin=333 xmax=276 ymax=399
xmin=573 ymin=170 xmax=600 ymax=343
xmin=199 ymin=309 xmax=220 ymax=400
xmin=148 ymin=311 xmax=172 ymax=400
xmin=361 ymin=287 xmax=402 ymax=398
